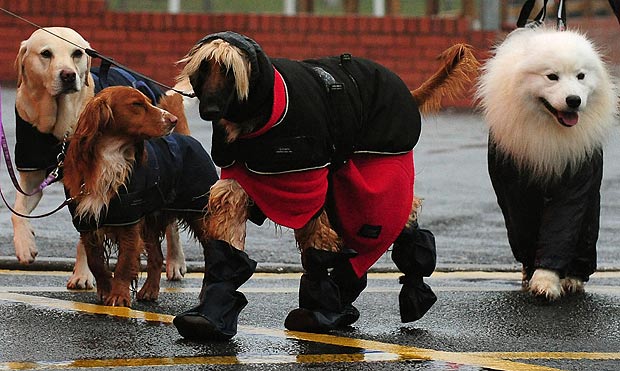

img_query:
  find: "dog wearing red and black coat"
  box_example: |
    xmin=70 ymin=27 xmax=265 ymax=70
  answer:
xmin=172 ymin=31 xmax=479 ymax=340
xmin=63 ymin=86 xmax=219 ymax=307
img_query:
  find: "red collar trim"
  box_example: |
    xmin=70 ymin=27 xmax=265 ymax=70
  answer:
xmin=240 ymin=67 xmax=288 ymax=139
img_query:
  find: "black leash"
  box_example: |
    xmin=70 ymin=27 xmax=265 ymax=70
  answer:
xmin=0 ymin=7 xmax=195 ymax=98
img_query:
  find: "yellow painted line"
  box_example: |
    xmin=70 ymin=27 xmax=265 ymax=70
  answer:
xmin=471 ymin=352 xmax=620 ymax=360
xmin=254 ymin=329 xmax=565 ymax=371
xmin=0 ymin=352 xmax=408 ymax=370
xmin=0 ymin=292 xmax=576 ymax=371
xmin=0 ymin=292 xmax=174 ymax=323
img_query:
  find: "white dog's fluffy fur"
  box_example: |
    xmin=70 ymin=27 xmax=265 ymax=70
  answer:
xmin=477 ymin=26 xmax=618 ymax=299
xmin=478 ymin=27 xmax=617 ymax=179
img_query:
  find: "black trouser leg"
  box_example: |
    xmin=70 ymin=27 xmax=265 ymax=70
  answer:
xmin=173 ymin=240 xmax=256 ymax=341
xmin=391 ymin=222 xmax=437 ymax=323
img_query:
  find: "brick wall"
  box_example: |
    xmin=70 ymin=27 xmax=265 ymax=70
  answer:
xmin=0 ymin=0 xmax=617 ymax=108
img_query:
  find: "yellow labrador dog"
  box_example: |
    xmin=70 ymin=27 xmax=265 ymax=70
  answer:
xmin=12 ymin=27 xmax=187 ymax=288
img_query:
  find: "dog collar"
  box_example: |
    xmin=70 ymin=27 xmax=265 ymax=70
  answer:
xmin=240 ymin=67 xmax=288 ymax=139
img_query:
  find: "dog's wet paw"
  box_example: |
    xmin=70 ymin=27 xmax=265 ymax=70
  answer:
xmin=166 ymin=261 xmax=187 ymax=281
xmin=67 ymin=269 xmax=96 ymax=290
xmin=137 ymin=282 xmax=160 ymax=301
xmin=561 ymin=277 xmax=585 ymax=294
xmin=104 ymin=294 xmax=132 ymax=307
xmin=14 ymin=227 xmax=38 ymax=264
xmin=528 ymin=269 xmax=563 ymax=300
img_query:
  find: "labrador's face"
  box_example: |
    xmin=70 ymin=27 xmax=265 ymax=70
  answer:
xmin=16 ymin=27 xmax=91 ymax=96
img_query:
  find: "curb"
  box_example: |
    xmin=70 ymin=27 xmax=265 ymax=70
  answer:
xmin=2 ymin=256 xmax=618 ymax=274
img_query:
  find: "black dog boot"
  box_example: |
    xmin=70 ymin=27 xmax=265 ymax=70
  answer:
xmin=284 ymin=248 xmax=360 ymax=333
xmin=174 ymin=240 xmax=257 ymax=341
xmin=330 ymin=259 xmax=367 ymax=327
xmin=391 ymin=222 xmax=437 ymax=323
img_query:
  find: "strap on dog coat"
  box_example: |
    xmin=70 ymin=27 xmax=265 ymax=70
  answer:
xmin=308 ymin=54 xmax=360 ymax=170
xmin=92 ymin=65 xmax=162 ymax=105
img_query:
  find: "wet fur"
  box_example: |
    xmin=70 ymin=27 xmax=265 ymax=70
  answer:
xmin=64 ymin=86 xmax=208 ymax=306
xmin=177 ymin=39 xmax=478 ymax=253
xmin=477 ymin=27 xmax=618 ymax=300
xmin=12 ymin=27 xmax=96 ymax=289
xmin=12 ymin=28 xmax=192 ymax=289
xmin=477 ymin=27 xmax=617 ymax=180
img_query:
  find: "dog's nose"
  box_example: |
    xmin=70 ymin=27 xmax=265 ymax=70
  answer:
xmin=60 ymin=69 xmax=76 ymax=83
xmin=167 ymin=114 xmax=178 ymax=125
xmin=566 ymin=95 xmax=581 ymax=109
xmin=201 ymin=103 xmax=222 ymax=121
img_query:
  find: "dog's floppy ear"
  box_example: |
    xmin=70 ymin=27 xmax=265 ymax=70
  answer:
xmin=14 ymin=40 xmax=28 ymax=88
xmin=74 ymin=96 xmax=114 ymax=138
xmin=196 ymin=31 xmax=265 ymax=82
xmin=64 ymin=96 xmax=113 ymax=197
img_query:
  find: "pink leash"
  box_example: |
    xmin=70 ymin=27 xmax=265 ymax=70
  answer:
xmin=0 ymin=84 xmax=72 ymax=218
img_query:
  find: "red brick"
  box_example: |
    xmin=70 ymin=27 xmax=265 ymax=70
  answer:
xmin=418 ymin=18 xmax=430 ymax=33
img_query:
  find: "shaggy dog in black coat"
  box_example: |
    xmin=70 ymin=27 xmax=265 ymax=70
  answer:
xmin=169 ymin=31 xmax=479 ymax=340
xmin=477 ymin=26 xmax=618 ymax=300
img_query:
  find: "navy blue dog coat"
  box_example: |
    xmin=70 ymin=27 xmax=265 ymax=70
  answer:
xmin=68 ymin=133 xmax=218 ymax=232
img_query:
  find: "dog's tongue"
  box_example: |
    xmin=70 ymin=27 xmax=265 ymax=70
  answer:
xmin=558 ymin=111 xmax=579 ymax=127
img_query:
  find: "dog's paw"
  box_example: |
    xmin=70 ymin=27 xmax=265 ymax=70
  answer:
xmin=137 ymin=281 xmax=160 ymax=302
xmin=66 ymin=256 xmax=96 ymax=289
xmin=166 ymin=261 xmax=187 ymax=281
xmin=67 ymin=271 xmax=96 ymax=290
xmin=13 ymin=225 xmax=38 ymax=264
xmin=528 ymin=269 xmax=563 ymax=300
xmin=561 ymin=277 xmax=585 ymax=294
xmin=104 ymin=292 xmax=132 ymax=307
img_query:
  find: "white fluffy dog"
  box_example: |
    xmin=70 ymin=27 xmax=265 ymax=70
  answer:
xmin=477 ymin=26 xmax=618 ymax=300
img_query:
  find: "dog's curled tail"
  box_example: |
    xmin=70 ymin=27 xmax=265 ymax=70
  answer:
xmin=411 ymin=43 xmax=480 ymax=115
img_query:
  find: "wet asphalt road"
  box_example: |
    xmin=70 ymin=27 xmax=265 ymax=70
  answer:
xmin=1 ymin=270 xmax=620 ymax=371
xmin=1 ymin=87 xmax=620 ymax=370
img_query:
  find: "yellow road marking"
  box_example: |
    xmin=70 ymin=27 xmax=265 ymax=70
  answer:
xmin=471 ymin=352 xmax=620 ymax=360
xmin=0 ymin=353 xmax=408 ymax=370
xmin=0 ymin=292 xmax=174 ymax=323
xmin=1 ymin=271 xmax=619 ymax=370
xmin=2 ymin=292 xmax=612 ymax=371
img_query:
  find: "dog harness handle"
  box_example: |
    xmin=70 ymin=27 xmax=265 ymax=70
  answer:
xmin=85 ymin=49 xmax=195 ymax=98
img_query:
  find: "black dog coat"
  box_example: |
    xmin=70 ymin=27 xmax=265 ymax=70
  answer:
xmin=68 ymin=134 xmax=218 ymax=232
xmin=199 ymin=32 xmax=423 ymax=276
xmin=488 ymin=139 xmax=603 ymax=281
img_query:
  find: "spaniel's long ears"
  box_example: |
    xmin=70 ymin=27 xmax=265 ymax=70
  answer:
xmin=73 ymin=96 xmax=113 ymax=138
xmin=411 ymin=43 xmax=480 ymax=115
xmin=64 ymin=96 xmax=114 ymax=196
